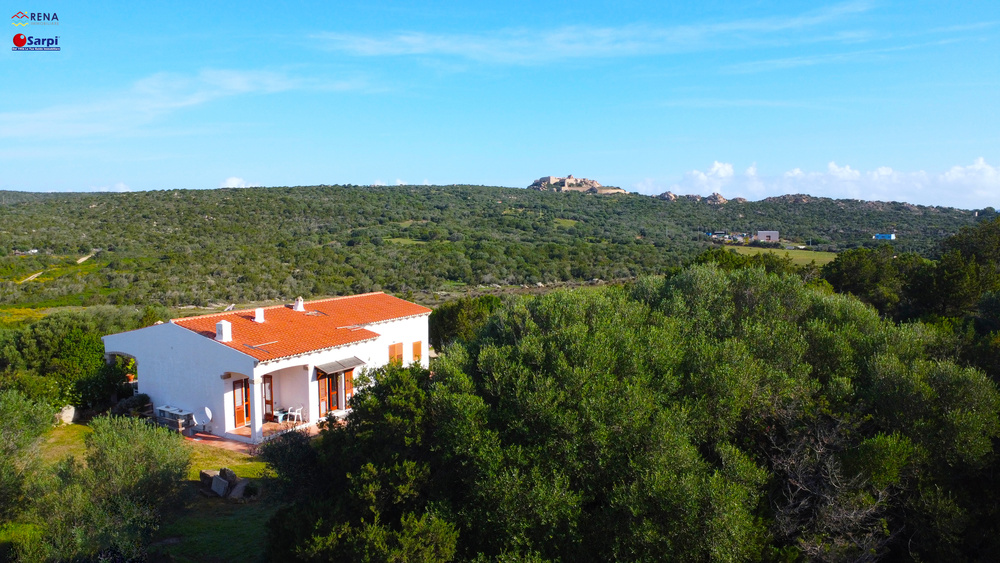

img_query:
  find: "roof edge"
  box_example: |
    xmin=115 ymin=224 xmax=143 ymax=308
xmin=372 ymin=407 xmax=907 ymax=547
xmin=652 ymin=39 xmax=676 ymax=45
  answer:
xmin=170 ymin=292 xmax=403 ymax=323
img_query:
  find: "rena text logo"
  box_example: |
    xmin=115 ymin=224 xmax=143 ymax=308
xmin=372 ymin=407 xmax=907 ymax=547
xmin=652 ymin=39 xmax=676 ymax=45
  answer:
xmin=11 ymin=11 xmax=59 ymax=26
xmin=12 ymin=33 xmax=59 ymax=51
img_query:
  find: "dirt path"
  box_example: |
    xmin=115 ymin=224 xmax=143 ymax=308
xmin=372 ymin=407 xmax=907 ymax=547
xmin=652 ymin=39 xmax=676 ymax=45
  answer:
xmin=19 ymin=271 xmax=43 ymax=283
xmin=76 ymin=253 xmax=95 ymax=264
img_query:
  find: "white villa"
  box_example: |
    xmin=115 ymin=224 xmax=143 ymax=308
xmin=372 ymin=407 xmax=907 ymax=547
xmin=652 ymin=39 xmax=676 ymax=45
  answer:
xmin=102 ymin=292 xmax=431 ymax=443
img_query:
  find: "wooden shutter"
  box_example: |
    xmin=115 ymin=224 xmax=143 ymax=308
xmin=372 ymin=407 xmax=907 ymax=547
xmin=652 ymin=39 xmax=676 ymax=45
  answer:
xmin=318 ymin=371 xmax=328 ymax=415
xmin=389 ymin=343 xmax=403 ymax=364
xmin=412 ymin=341 xmax=422 ymax=363
xmin=345 ymin=369 xmax=354 ymax=407
xmin=233 ymin=379 xmax=248 ymax=427
xmin=262 ymin=374 xmax=274 ymax=422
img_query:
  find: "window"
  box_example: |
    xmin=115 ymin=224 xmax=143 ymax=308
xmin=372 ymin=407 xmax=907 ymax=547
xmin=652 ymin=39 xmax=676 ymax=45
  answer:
xmin=413 ymin=341 xmax=422 ymax=363
xmin=389 ymin=342 xmax=403 ymax=364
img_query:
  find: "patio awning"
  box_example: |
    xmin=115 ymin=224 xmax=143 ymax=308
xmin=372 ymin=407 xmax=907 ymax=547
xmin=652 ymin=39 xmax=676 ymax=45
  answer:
xmin=316 ymin=356 xmax=366 ymax=374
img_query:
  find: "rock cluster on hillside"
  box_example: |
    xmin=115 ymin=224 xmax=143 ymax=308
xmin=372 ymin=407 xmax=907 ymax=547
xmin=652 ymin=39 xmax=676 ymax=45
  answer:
xmin=656 ymin=191 xmax=733 ymax=204
xmin=528 ymin=175 xmax=626 ymax=194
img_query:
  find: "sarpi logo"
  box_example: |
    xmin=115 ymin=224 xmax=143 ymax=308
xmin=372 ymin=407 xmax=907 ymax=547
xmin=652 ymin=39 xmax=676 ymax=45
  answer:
xmin=12 ymin=33 xmax=59 ymax=51
xmin=11 ymin=11 xmax=59 ymax=26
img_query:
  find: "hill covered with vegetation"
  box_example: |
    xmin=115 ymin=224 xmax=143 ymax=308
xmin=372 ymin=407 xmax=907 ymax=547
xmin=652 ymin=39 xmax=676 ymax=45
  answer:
xmin=0 ymin=185 xmax=987 ymax=308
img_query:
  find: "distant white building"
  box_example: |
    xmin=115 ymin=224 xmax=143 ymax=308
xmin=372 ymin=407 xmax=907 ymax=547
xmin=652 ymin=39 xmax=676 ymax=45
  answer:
xmin=755 ymin=230 xmax=779 ymax=242
xmin=102 ymin=292 xmax=431 ymax=444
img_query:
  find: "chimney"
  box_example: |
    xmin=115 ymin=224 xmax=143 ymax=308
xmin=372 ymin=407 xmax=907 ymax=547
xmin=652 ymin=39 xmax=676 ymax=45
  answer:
xmin=215 ymin=320 xmax=232 ymax=342
xmin=254 ymin=308 xmax=265 ymax=323
xmin=293 ymin=296 xmax=305 ymax=312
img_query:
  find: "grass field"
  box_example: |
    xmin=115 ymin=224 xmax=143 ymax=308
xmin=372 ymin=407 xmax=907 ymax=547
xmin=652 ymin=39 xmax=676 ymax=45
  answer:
xmin=39 ymin=423 xmax=93 ymax=463
xmin=731 ymin=246 xmax=838 ymax=266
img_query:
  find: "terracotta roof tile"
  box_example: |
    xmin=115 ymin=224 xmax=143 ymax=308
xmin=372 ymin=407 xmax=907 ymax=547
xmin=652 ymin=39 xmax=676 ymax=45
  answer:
xmin=172 ymin=292 xmax=430 ymax=362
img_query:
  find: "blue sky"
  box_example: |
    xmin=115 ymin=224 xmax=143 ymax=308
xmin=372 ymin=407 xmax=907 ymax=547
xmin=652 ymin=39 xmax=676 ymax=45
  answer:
xmin=2 ymin=1 xmax=998 ymax=208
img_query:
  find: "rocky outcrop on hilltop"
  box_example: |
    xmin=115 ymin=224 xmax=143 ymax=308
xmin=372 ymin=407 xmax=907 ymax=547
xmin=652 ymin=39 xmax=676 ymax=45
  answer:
xmin=764 ymin=194 xmax=812 ymax=204
xmin=658 ymin=191 xmax=736 ymax=204
xmin=528 ymin=175 xmax=626 ymax=194
xmin=705 ymin=193 xmax=728 ymax=205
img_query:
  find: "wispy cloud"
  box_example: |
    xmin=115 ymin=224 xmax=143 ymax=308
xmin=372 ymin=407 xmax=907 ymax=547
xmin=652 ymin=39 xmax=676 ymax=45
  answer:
xmin=312 ymin=2 xmax=876 ymax=64
xmin=92 ymin=182 xmax=131 ymax=192
xmin=725 ymin=38 xmax=966 ymax=73
xmin=659 ymin=98 xmax=827 ymax=109
xmin=0 ymin=69 xmax=366 ymax=140
xmin=220 ymin=177 xmax=260 ymax=188
xmin=636 ymin=158 xmax=1000 ymax=209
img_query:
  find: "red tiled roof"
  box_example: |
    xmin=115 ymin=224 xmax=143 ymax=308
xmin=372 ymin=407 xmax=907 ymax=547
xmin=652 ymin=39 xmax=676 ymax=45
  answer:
xmin=172 ymin=292 xmax=431 ymax=362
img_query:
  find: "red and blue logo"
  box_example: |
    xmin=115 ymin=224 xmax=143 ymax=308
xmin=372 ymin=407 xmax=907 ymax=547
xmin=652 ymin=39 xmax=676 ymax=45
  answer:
xmin=12 ymin=33 xmax=59 ymax=51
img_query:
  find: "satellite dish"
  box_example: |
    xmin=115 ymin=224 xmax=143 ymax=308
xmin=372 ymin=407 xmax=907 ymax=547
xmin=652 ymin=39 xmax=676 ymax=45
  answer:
xmin=204 ymin=406 xmax=213 ymax=421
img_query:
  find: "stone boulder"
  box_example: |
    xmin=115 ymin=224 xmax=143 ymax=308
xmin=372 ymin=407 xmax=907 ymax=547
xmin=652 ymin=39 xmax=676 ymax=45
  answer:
xmin=228 ymin=478 xmax=250 ymax=499
xmin=211 ymin=475 xmax=230 ymax=497
xmin=219 ymin=467 xmax=239 ymax=484
xmin=199 ymin=469 xmax=220 ymax=490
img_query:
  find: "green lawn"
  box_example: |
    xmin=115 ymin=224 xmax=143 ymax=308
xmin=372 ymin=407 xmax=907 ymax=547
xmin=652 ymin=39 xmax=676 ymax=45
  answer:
xmin=151 ymin=441 xmax=274 ymax=562
xmin=39 ymin=423 xmax=93 ymax=463
xmin=386 ymin=237 xmax=427 ymax=245
xmin=150 ymin=483 xmax=277 ymax=563
xmin=731 ymin=246 xmax=838 ymax=266
xmin=553 ymin=218 xmax=578 ymax=228
xmin=184 ymin=441 xmax=269 ymax=481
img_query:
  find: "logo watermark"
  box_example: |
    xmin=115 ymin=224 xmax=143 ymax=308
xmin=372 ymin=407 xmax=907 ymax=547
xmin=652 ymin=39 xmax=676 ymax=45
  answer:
xmin=12 ymin=33 xmax=59 ymax=51
xmin=11 ymin=11 xmax=59 ymax=26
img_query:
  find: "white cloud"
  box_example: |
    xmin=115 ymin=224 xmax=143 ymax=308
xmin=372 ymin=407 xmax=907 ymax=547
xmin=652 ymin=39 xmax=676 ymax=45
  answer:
xmin=678 ymin=160 xmax=734 ymax=193
xmin=636 ymin=158 xmax=1000 ymax=209
xmin=396 ymin=179 xmax=406 ymax=185
xmin=0 ymin=69 xmax=366 ymax=141
xmin=373 ymin=179 xmax=386 ymax=186
xmin=93 ymin=182 xmax=131 ymax=192
xmin=220 ymin=177 xmax=259 ymax=188
xmin=312 ymin=2 xmax=875 ymax=65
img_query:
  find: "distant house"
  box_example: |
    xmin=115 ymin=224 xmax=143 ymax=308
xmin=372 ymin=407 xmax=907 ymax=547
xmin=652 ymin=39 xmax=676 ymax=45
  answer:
xmin=755 ymin=230 xmax=779 ymax=242
xmin=102 ymin=292 xmax=431 ymax=444
xmin=873 ymin=233 xmax=896 ymax=240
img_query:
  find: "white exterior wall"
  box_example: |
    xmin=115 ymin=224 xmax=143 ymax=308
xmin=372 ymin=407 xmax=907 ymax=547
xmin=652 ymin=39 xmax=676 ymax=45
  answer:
xmin=103 ymin=311 xmax=430 ymax=443
xmin=102 ymin=323 xmax=256 ymax=436
xmin=252 ymin=313 xmax=430 ymax=426
xmin=362 ymin=314 xmax=430 ymax=369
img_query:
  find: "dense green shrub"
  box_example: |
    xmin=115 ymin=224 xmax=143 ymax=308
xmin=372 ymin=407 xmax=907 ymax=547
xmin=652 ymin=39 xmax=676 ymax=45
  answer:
xmin=11 ymin=415 xmax=190 ymax=561
xmin=0 ymin=390 xmax=53 ymax=523
xmin=262 ymin=267 xmax=1000 ymax=561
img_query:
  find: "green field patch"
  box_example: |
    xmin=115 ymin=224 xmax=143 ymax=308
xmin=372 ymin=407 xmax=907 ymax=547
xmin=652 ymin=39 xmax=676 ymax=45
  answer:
xmin=39 ymin=423 xmax=93 ymax=464
xmin=554 ymin=218 xmax=578 ymax=228
xmin=185 ymin=440 xmax=269 ymax=481
xmin=387 ymin=238 xmax=427 ymax=245
xmin=152 ymin=482 xmax=276 ymax=562
xmin=0 ymin=307 xmax=48 ymax=326
xmin=732 ymin=246 xmax=838 ymax=266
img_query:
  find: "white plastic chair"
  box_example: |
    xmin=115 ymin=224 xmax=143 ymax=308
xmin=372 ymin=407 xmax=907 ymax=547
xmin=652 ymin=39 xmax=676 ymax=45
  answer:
xmin=287 ymin=406 xmax=303 ymax=424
